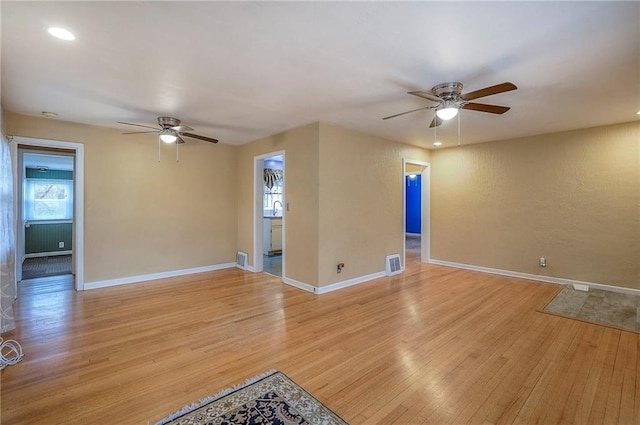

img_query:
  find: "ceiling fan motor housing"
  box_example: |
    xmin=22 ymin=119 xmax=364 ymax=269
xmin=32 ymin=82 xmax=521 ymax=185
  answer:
xmin=158 ymin=116 xmax=181 ymax=129
xmin=431 ymin=82 xmax=463 ymax=100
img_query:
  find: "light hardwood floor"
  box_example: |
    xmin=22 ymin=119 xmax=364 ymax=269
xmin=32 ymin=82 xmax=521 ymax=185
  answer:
xmin=2 ymin=250 xmax=639 ymax=424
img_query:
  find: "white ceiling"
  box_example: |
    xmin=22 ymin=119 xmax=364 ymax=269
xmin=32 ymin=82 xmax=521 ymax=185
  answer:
xmin=2 ymin=1 xmax=638 ymax=149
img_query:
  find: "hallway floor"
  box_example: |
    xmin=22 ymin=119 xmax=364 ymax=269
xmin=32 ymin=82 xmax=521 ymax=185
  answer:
xmin=263 ymin=254 xmax=282 ymax=277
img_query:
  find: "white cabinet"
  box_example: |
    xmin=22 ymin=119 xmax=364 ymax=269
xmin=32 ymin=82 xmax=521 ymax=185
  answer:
xmin=263 ymin=218 xmax=283 ymax=256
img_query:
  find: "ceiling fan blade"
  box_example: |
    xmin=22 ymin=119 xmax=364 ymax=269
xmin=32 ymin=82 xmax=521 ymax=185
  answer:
xmin=460 ymin=82 xmax=517 ymax=101
xmin=429 ymin=116 xmax=443 ymax=128
xmin=408 ymin=91 xmax=442 ymax=102
xmin=383 ymin=105 xmax=435 ymax=120
xmin=117 ymin=121 xmax=160 ymax=131
xmin=171 ymin=125 xmax=194 ymax=132
xmin=181 ymin=132 xmax=219 ymax=144
xmin=122 ymin=131 xmax=159 ymax=135
xmin=462 ymin=102 xmax=511 ymax=114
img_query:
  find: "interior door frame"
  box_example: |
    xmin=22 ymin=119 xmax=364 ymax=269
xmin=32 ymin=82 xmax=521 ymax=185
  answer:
xmin=402 ymin=159 xmax=430 ymax=266
xmin=11 ymin=136 xmax=85 ymax=291
xmin=253 ymin=150 xmax=285 ymax=277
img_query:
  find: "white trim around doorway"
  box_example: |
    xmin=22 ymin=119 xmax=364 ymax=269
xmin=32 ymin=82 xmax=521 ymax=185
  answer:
xmin=11 ymin=136 xmax=85 ymax=291
xmin=253 ymin=150 xmax=286 ymax=278
xmin=402 ymin=159 xmax=431 ymax=267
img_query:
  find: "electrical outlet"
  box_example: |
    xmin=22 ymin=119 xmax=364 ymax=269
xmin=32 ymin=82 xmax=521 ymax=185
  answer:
xmin=337 ymin=263 xmax=344 ymax=273
xmin=539 ymin=257 xmax=546 ymax=267
xmin=59 ymin=242 xmax=64 ymax=248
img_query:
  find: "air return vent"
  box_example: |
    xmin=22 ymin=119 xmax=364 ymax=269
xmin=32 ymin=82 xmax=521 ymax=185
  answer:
xmin=236 ymin=251 xmax=248 ymax=270
xmin=385 ymin=254 xmax=403 ymax=276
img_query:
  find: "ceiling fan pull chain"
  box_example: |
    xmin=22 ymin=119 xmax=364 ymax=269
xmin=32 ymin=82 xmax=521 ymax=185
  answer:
xmin=176 ymin=142 xmax=179 ymax=163
xmin=158 ymin=138 xmax=161 ymax=162
xmin=434 ymin=110 xmax=437 ymax=145
xmin=457 ymin=111 xmax=461 ymax=147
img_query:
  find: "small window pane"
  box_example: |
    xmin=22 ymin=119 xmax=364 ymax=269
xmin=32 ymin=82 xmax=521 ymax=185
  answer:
xmin=25 ymin=180 xmax=73 ymax=220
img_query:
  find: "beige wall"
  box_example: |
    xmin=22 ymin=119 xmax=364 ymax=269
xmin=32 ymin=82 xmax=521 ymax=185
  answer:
xmin=237 ymin=122 xmax=430 ymax=288
xmin=236 ymin=123 xmax=320 ymax=286
xmin=405 ymin=163 xmax=424 ymax=174
xmin=317 ymin=123 xmax=430 ymax=286
xmin=11 ymin=110 xmax=635 ymax=291
xmin=430 ymin=121 xmax=640 ymax=289
xmin=7 ymin=112 xmax=237 ymax=283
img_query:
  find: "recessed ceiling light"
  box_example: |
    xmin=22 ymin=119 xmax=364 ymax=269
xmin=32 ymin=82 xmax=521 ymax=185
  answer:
xmin=48 ymin=27 xmax=75 ymax=41
xmin=433 ymin=141 xmax=443 ymax=147
xmin=41 ymin=111 xmax=58 ymax=118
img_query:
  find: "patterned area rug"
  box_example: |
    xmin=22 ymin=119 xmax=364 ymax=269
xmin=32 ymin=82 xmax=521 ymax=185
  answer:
xmin=542 ymin=286 xmax=640 ymax=333
xmin=22 ymin=255 xmax=72 ymax=279
xmin=157 ymin=370 xmax=348 ymax=425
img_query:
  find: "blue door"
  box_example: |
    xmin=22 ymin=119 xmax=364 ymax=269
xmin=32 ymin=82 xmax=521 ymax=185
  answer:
xmin=405 ymin=175 xmax=421 ymax=234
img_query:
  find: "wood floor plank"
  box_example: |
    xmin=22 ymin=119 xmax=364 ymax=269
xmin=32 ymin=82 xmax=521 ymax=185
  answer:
xmin=619 ymin=332 xmax=637 ymax=424
xmin=1 ymin=257 xmax=639 ymax=424
xmin=587 ymin=331 xmax=621 ymax=425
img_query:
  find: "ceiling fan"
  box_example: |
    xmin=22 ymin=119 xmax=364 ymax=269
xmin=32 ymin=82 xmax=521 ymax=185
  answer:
xmin=383 ymin=82 xmax=517 ymax=127
xmin=117 ymin=117 xmax=219 ymax=144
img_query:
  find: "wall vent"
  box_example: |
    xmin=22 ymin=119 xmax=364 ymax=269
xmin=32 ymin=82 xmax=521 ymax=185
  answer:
xmin=385 ymin=254 xmax=403 ymax=276
xmin=236 ymin=251 xmax=248 ymax=270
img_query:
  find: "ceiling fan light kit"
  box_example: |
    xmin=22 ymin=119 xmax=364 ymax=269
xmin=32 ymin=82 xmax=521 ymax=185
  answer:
xmin=159 ymin=129 xmax=178 ymax=144
xmin=383 ymin=81 xmax=517 ymax=133
xmin=118 ymin=116 xmax=219 ymax=145
xmin=118 ymin=116 xmax=219 ymax=162
xmin=436 ymin=101 xmax=459 ymax=120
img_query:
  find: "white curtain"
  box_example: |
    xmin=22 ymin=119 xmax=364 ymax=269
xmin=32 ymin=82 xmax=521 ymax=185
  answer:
xmin=0 ymin=132 xmax=16 ymax=333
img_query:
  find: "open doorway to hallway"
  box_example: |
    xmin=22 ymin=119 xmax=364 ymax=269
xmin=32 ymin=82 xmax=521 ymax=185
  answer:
xmin=403 ymin=159 xmax=430 ymax=267
xmin=18 ymin=149 xmax=75 ymax=294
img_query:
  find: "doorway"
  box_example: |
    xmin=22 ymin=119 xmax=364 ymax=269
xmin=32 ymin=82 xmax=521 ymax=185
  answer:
xmin=19 ymin=151 xmax=75 ymax=292
xmin=403 ymin=159 xmax=430 ymax=267
xmin=262 ymin=155 xmax=283 ymax=277
xmin=12 ymin=137 xmax=84 ymax=291
xmin=253 ymin=151 xmax=285 ymax=278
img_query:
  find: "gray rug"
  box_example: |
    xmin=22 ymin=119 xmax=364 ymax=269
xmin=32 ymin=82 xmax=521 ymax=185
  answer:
xmin=542 ymin=286 xmax=640 ymax=333
xmin=22 ymin=255 xmax=72 ymax=279
xmin=406 ymin=235 xmax=421 ymax=250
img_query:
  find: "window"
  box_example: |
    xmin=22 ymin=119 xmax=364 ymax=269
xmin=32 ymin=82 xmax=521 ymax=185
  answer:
xmin=24 ymin=179 xmax=73 ymax=221
xmin=263 ymin=167 xmax=283 ymax=213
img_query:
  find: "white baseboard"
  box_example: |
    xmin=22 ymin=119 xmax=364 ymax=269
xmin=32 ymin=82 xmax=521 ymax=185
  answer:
xmin=84 ymin=262 xmax=236 ymax=290
xmin=282 ymin=276 xmax=318 ymax=293
xmin=316 ymin=271 xmax=387 ymax=294
xmin=24 ymin=250 xmax=72 ymax=259
xmin=282 ymin=271 xmax=388 ymax=295
xmin=429 ymin=259 xmax=640 ymax=297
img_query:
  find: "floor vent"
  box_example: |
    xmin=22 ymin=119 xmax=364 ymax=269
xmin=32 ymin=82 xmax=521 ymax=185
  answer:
xmin=236 ymin=251 xmax=248 ymax=270
xmin=385 ymin=254 xmax=403 ymax=276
